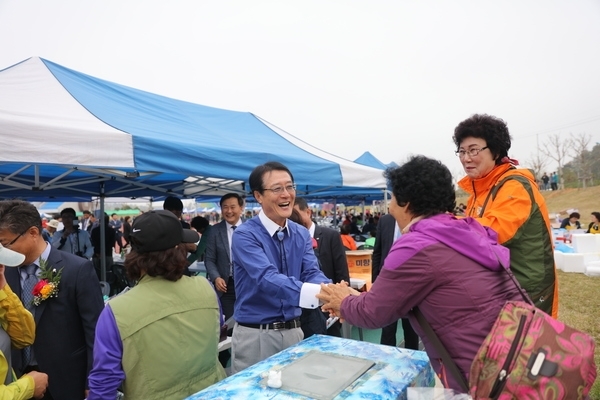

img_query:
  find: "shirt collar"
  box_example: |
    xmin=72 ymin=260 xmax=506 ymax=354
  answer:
xmin=225 ymin=220 xmax=242 ymax=230
xmin=258 ymin=210 xmax=289 ymax=237
xmin=308 ymin=221 xmax=315 ymax=237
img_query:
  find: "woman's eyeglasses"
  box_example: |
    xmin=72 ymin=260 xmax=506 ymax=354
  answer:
xmin=455 ymin=147 xmax=488 ymax=158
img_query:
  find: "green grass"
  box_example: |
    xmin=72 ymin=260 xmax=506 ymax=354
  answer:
xmin=557 ymin=271 xmax=600 ymax=398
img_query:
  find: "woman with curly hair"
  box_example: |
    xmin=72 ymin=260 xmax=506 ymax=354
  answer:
xmin=318 ymin=155 xmax=522 ymax=392
xmin=452 ymin=114 xmax=557 ymax=318
xmin=88 ymin=210 xmax=226 ymax=400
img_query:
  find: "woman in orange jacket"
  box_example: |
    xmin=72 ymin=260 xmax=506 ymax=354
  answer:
xmin=339 ymin=224 xmax=357 ymax=251
xmin=452 ymin=114 xmax=558 ymax=318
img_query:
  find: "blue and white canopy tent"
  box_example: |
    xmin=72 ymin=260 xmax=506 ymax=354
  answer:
xmin=0 ymin=57 xmax=386 ymax=201
xmin=0 ymin=57 xmax=386 ymax=279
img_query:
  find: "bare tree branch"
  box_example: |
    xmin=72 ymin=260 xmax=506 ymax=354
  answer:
xmin=568 ymin=132 xmax=593 ymax=188
xmin=524 ymin=151 xmax=549 ymax=181
xmin=540 ymin=133 xmax=572 ymax=188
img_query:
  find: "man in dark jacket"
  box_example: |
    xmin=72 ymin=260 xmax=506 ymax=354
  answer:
xmin=372 ymin=213 xmax=419 ymax=349
xmin=295 ymin=198 xmax=349 ymax=337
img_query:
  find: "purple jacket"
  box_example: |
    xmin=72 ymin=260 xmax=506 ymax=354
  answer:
xmin=340 ymin=214 xmax=522 ymax=392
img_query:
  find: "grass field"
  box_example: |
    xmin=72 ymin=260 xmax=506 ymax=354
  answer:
xmin=459 ymin=185 xmax=600 ymax=397
xmin=557 ymin=270 xmax=600 ymax=398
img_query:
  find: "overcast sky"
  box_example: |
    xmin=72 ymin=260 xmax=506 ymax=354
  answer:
xmin=1 ymin=0 xmax=599 ymax=178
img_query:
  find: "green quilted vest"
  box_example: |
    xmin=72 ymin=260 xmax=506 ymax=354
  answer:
xmin=109 ymin=275 xmax=226 ymax=399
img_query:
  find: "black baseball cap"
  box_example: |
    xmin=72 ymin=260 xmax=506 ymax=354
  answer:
xmin=129 ymin=210 xmax=199 ymax=253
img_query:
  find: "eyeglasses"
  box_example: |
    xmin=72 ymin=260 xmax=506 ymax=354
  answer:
xmin=4 ymin=227 xmax=30 ymax=249
xmin=455 ymin=147 xmax=488 ymax=158
xmin=263 ymin=184 xmax=296 ymax=195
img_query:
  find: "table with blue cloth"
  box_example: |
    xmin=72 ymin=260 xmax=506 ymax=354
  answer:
xmin=186 ymin=334 xmax=435 ymax=400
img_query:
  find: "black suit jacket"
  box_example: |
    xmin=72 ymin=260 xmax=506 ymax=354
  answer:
xmin=205 ymin=220 xmax=233 ymax=296
xmin=313 ymin=225 xmax=349 ymax=283
xmin=371 ymin=213 xmax=396 ymax=282
xmin=6 ymin=247 xmax=104 ymax=400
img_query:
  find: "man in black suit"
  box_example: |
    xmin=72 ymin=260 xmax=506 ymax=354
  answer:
xmin=205 ymin=193 xmax=244 ymax=366
xmin=371 ymin=213 xmax=419 ymax=349
xmin=0 ymin=200 xmax=104 ymax=400
xmin=294 ymin=198 xmax=349 ymax=336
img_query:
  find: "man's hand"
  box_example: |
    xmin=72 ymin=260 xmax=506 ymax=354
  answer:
xmin=214 ymin=277 xmax=227 ymax=293
xmin=27 ymin=371 xmax=49 ymax=399
xmin=0 ymin=265 xmax=6 ymax=290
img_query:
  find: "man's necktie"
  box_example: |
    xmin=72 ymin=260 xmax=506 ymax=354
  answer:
xmin=276 ymin=228 xmax=288 ymax=275
xmin=230 ymin=225 xmax=236 ymax=276
xmin=21 ymin=264 xmax=38 ymax=368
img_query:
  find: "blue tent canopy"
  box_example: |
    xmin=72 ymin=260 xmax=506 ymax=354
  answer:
xmin=0 ymin=57 xmax=386 ymax=200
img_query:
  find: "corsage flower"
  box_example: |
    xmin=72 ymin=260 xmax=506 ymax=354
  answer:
xmin=32 ymin=258 xmax=63 ymax=306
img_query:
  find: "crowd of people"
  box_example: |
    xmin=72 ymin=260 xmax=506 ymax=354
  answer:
xmin=0 ymin=113 xmax=594 ymax=398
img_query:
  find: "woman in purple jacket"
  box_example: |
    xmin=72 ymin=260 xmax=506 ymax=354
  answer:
xmin=318 ymin=155 xmax=522 ymax=392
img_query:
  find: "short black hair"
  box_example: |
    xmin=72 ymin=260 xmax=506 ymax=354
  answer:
xmin=384 ymin=155 xmax=456 ymax=217
xmin=294 ymin=197 xmax=309 ymax=211
xmin=190 ymin=216 xmax=210 ymax=231
xmin=0 ymin=200 xmax=42 ymax=234
xmin=452 ymin=114 xmax=512 ymax=165
xmin=220 ymin=193 xmax=244 ymax=207
xmin=83 ymin=210 xmax=91 ymax=215
xmin=163 ymin=195 xmax=184 ymax=211
xmin=569 ymin=212 xmax=580 ymax=219
xmin=249 ymin=161 xmax=294 ymax=195
xmin=60 ymin=207 xmax=77 ymax=217
xmin=592 ymin=212 xmax=600 ymax=221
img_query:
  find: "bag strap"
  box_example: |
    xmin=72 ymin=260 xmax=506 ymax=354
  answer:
xmin=479 ymin=172 xmax=536 ymax=306
xmin=494 ymin=250 xmax=534 ymax=306
xmin=478 ymin=171 xmax=534 ymax=218
xmin=411 ymin=307 xmax=470 ymax=393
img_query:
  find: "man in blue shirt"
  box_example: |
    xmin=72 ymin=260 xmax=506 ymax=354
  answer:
xmin=51 ymin=207 xmax=94 ymax=259
xmin=231 ymin=162 xmax=330 ymax=373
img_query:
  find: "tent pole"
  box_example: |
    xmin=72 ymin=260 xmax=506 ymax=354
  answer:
xmin=100 ymin=184 xmax=106 ymax=283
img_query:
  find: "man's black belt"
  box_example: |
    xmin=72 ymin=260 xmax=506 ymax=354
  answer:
xmin=238 ymin=319 xmax=301 ymax=331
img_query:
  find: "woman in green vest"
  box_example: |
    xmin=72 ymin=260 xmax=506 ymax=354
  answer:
xmin=87 ymin=210 xmax=226 ymax=400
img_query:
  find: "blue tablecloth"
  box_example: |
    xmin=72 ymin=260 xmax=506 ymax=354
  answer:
xmin=186 ymin=334 xmax=435 ymax=400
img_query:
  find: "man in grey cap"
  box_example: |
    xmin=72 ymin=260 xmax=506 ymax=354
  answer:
xmin=0 ymin=243 xmax=49 ymax=398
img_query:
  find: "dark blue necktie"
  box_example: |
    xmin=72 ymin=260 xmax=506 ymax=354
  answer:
xmin=230 ymin=225 xmax=236 ymax=276
xmin=276 ymin=228 xmax=287 ymax=275
xmin=21 ymin=264 xmax=38 ymax=367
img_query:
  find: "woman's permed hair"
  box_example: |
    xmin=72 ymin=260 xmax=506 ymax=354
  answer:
xmin=124 ymin=245 xmax=188 ymax=282
xmin=384 ymin=155 xmax=455 ymax=217
xmin=452 ymin=114 xmax=512 ymax=165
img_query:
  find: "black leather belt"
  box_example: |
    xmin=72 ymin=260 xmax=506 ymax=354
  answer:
xmin=238 ymin=319 xmax=301 ymax=330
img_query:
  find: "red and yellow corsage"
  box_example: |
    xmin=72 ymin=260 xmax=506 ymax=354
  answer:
xmin=32 ymin=258 xmax=62 ymax=306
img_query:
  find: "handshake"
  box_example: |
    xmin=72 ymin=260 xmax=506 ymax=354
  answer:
xmin=300 ymin=280 xmax=361 ymax=323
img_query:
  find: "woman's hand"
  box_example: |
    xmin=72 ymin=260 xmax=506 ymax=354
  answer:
xmin=316 ymin=282 xmax=361 ymax=321
xmin=0 ymin=264 xmax=5 ymax=290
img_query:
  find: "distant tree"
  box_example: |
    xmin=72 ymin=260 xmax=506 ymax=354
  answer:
xmin=565 ymin=133 xmax=600 ymax=188
xmin=540 ymin=133 xmax=572 ymax=189
xmin=524 ymin=150 xmax=549 ymax=182
xmin=564 ymin=133 xmax=594 ymax=188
